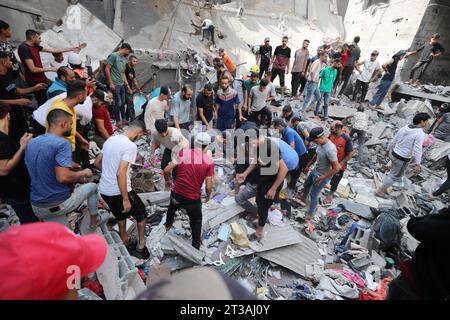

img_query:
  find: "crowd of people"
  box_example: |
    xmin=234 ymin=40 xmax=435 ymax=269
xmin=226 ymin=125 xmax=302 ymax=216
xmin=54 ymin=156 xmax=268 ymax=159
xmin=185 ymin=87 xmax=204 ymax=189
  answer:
xmin=0 ymin=17 xmax=449 ymax=300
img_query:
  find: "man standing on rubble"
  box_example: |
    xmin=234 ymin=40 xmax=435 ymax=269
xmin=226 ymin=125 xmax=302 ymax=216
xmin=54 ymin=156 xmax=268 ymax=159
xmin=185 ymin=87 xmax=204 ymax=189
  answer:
xmin=96 ymin=120 xmax=150 ymax=260
xmin=324 ymin=121 xmax=354 ymax=205
xmin=407 ymin=33 xmax=445 ymax=85
xmin=270 ymin=36 xmax=291 ymax=97
xmin=352 ymin=50 xmax=381 ymax=103
xmin=299 ymin=127 xmax=340 ymax=219
xmin=237 ymin=130 xmax=298 ymax=240
xmin=244 ymin=72 xmax=260 ymax=112
xmin=315 ymin=59 xmax=340 ymax=121
xmin=164 ymin=132 xmax=215 ymax=249
xmin=302 ymin=52 xmax=328 ymax=113
xmin=224 ymin=71 xmax=247 ymax=128
xmin=124 ymin=55 xmax=144 ymax=121
xmin=0 ymin=20 xmax=21 ymax=78
xmin=196 ymin=83 xmax=215 ymax=130
xmin=144 ymin=86 xmax=170 ymax=134
xmin=375 ymin=113 xmax=431 ymax=198
xmin=170 ymin=85 xmax=193 ymax=131
xmin=337 ymin=43 xmax=356 ymax=97
xmin=291 ymin=39 xmax=310 ymax=99
xmin=257 ymin=37 xmax=272 ymax=80
xmin=215 ymin=77 xmax=243 ymax=131
xmin=248 ymin=79 xmax=275 ymax=127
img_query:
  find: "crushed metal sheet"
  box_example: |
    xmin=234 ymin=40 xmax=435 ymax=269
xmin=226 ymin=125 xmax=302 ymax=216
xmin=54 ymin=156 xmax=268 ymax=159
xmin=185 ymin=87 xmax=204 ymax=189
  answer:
xmin=205 ymin=200 xmax=245 ymax=229
xmin=167 ymin=233 xmax=206 ymax=265
xmin=257 ymin=233 xmax=321 ymax=278
xmin=334 ymin=199 xmax=375 ymax=220
xmin=249 ymin=224 xmax=304 ymax=252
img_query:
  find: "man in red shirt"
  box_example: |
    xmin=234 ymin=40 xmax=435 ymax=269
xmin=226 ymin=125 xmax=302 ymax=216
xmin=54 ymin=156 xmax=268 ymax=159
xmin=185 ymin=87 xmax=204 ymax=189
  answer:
xmin=91 ymin=90 xmax=113 ymax=148
xmin=325 ymin=121 xmax=354 ymax=204
xmin=18 ymin=29 xmax=84 ymax=105
xmin=164 ymin=132 xmax=214 ymax=249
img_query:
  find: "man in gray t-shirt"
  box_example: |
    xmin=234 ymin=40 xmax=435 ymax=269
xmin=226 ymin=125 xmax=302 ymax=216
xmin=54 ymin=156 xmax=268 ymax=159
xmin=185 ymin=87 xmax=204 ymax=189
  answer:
xmin=431 ymin=112 xmax=450 ymax=142
xmin=300 ymin=127 xmax=340 ymax=218
xmin=249 ymin=79 xmax=275 ymax=126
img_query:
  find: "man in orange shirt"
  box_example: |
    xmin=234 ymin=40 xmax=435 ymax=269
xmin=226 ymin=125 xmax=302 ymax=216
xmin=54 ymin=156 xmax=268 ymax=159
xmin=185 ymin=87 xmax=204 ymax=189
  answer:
xmin=219 ymin=48 xmax=236 ymax=78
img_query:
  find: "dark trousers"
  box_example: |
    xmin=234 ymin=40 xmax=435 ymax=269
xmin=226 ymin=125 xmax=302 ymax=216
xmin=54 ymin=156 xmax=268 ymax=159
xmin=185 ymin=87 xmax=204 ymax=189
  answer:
xmin=352 ymin=79 xmax=369 ymax=102
xmin=256 ymin=174 xmax=281 ymax=227
xmin=165 ymin=192 xmax=202 ymax=249
xmin=4 ymin=198 xmax=39 ymax=224
xmin=252 ymin=107 xmax=272 ymax=127
xmin=433 ymin=157 xmax=450 ymax=196
xmin=288 ymin=153 xmax=309 ymax=189
xmin=202 ymin=26 xmax=215 ymax=45
xmin=409 ymin=60 xmax=431 ymax=80
xmin=112 ymin=85 xmax=126 ymax=121
xmin=125 ymin=93 xmax=136 ymax=121
xmin=330 ymin=170 xmax=345 ymax=193
xmin=271 ymin=68 xmax=286 ymax=87
xmin=259 ymin=62 xmax=270 ymax=79
xmin=291 ymin=72 xmax=307 ymax=96
xmin=387 ymin=275 xmax=420 ymax=300
xmin=350 ymin=128 xmax=366 ymax=148
xmin=30 ymin=117 xmax=46 ymax=136
xmin=339 ymin=66 xmax=354 ymax=96
xmin=27 ymin=81 xmax=48 ymax=106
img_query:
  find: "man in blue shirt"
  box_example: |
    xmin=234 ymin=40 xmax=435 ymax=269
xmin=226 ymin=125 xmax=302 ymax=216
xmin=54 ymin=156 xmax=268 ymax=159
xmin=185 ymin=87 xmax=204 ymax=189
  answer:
xmin=273 ymin=117 xmax=307 ymax=190
xmin=215 ymin=77 xmax=244 ymax=131
xmin=170 ymin=85 xmax=193 ymax=130
xmin=25 ymin=109 xmax=101 ymax=228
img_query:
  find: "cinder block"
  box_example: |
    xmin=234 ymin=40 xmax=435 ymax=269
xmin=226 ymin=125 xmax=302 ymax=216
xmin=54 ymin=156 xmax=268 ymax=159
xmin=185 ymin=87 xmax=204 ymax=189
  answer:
xmin=345 ymin=226 xmax=373 ymax=253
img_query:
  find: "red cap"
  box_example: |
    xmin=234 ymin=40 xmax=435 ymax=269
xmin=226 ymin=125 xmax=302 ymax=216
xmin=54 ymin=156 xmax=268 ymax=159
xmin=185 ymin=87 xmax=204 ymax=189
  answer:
xmin=0 ymin=222 xmax=107 ymax=300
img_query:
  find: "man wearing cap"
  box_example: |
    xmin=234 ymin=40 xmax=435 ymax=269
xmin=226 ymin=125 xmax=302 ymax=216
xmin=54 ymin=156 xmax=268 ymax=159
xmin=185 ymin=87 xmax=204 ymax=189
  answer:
xmin=92 ymin=90 xmax=113 ymax=148
xmin=0 ymin=222 xmax=107 ymax=300
xmin=196 ymin=83 xmax=215 ymax=130
xmin=352 ymin=51 xmax=381 ymax=102
xmin=164 ymin=132 xmax=215 ymax=249
xmin=144 ymin=86 xmax=170 ymax=134
xmin=291 ymin=39 xmax=310 ymax=98
xmin=105 ymin=43 xmax=133 ymax=123
xmin=257 ymin=37 xmax=272 ymax=79
xmin=96 ymin=120 xmax=150 ymax=260
xmin=299 ymin=127 xmax=340 ymax=218
xmin=25 ymin=109 xmax=101 ymax=228
xmin=273 ymin=118 xmax=307 ymax=191
xmin=270 ymin=36 xmax=291 ymax=97
xmin=407 ymin=33 xmax=445 ymax=84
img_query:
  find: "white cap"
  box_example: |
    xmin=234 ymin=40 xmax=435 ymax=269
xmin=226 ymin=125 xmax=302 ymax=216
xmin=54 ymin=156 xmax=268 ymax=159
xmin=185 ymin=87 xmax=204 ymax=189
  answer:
xmin=68 ymin=52 xmax=82 ymax=66
xmin=194 ymin=132 xmax=211 ymax=146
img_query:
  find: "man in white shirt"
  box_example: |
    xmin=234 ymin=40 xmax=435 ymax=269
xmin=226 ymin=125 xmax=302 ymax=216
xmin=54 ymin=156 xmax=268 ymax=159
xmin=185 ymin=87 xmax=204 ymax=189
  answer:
xmin=302 ymin=52 xmax=328 ymax=112
xmin=144 ymin=86 xmax=170 ymax=134
xmin=375 ymin=113 xmax=430 ymax=198
xmin=352 ymin=51 xmax=381 ymax=102
xmin=200 ymin=19 xmax=215 ymax=46
xmin=94 ymin=120 xmax=149 ymax=260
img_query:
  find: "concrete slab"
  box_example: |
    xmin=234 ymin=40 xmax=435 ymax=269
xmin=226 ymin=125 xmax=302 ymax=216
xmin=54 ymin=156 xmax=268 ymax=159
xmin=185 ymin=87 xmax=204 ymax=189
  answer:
xmin=365 ymin=122 xmax=389 ymax=146
xmin=328 ymin=105 xmax=356 ymax=119
xmin=354 ymin=193 xmax=379 ymax=209
xmin=167 ymin=234 xmax=206 ymax=265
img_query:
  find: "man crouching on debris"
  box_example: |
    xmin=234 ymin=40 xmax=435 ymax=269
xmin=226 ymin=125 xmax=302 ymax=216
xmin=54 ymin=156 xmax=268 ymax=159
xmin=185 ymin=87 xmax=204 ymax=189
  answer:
xmin=95 ymin=120 xmax=150 ymax=260
xmin=375 ymin=113 xmax=430 ymax=198
xmin=164 ymin=133 xmax=215 ymax=249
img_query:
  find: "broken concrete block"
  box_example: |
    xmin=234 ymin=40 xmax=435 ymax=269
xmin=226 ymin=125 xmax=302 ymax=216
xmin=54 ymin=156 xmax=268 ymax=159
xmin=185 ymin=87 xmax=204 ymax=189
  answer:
xmin=167 ymin=233 xmax=206 ymax=265
xmin=345 ymin=226 xmax=374 ymax=253
xmin=354 ymin=194 xmax=379 ymax=209
xmin=349 ymin=254 xmax=373 ymax=271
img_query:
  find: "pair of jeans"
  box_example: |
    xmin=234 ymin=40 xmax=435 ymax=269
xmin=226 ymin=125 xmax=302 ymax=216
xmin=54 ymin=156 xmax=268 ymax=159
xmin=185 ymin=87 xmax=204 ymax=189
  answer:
xmin=302 ymin=81 xmax=320 ymax=112
xmin=352 ymin=79 xmax=369 ymax=102
xmin=235 ymin=183 xmax=258 ymax=215
xmin=382 ymin=152 xmax=410 ymax=189
xmin=288 ymin=153 xmax=309 ymax=189
xmin=338 ymin=66 xmax=353 ymax=96
xmin=291 ymin=72 xmax=306 ymax=97
xmin=31 ymin=183 xmax=99 ymax=226
xmin=4 ymin=198 xmax=39 ymax=224
xmin=303 ymin=169 xmax=331 ymax=216
xmin=409 ymin=60 xmax=431 ymax=80
xmin=315 ymin=92 xmax=330 ymax=119
xmin=125 ymin=92 xmax=136 ymax=121
xmin=112 ymin=85 xmax=126 ymax=121
xmin=201 ymin=26 xmax=215 ymax=45
xmin=370 ymin=79 xmax=392 ymax=106
xmin=165 ymin=192 xmax=203 ymax=249
xmin=433 ymin=157 xmax=450 ymax=196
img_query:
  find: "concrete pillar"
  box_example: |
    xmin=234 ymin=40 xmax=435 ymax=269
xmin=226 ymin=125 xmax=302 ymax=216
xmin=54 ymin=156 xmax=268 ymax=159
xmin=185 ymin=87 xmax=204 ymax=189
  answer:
xmin=103 ymin=0 xmax=114 ymax=28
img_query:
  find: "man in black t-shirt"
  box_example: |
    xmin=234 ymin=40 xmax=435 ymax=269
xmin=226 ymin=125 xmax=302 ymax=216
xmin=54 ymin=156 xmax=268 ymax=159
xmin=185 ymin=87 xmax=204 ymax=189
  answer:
xmin=258 ymin=37 xmax=273 ymax=79
xmin=408 ymin=33 xmax=445 ymax=83
xmin=0 ymin=103 xmax=38 ymax=224
xmin=270 ymin=36 xmax=291 ymax=97
xmin=0 ymin=52 xmax=47 ymax=141
xmin=124 ymin=55 xmax=143 ymax=121
xmin=196 ymin=83 xmax=215 ymax=130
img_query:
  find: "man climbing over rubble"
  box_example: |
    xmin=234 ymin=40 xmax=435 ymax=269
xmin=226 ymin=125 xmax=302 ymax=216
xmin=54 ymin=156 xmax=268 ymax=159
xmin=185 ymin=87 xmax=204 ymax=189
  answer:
xmin=346 ymin=104 xmax=368 ymax=161
xmin=238 ymin=129 xmax=298 ymax=240
xmin=270 ymin=36 xmax=291 ymax=97
xmin=144 ymin=86 xmax=170 ymax=134
xmin=200 ymin=18 xmax=215 ymax=47
xmin=324 ymin=121 xmax=354 ymax=205
xmin=298 ymin=127 xmax=340 ymax=219
xmin=96 ymin=120 xmax=150 ymax=260
xmin=407 ymin=33 xmax=445 ymax=85
xmin=150 ymin=119 xmax=189 ymax=189
xmin=291 ymin=39 xmax=310 ymax=99
xmin=25 ymin=109 xmax=100 ymax=227
xmin=302 ymin=52 xmax=328 ymax=113
xmin=257 ymin=37 xmax=272 ymax=80
xmin=219 ymin=48 xmax=237 ymax=78
xmin=272 ymin=118 xmax=307 ymax=192
xmin=352 ymin=50 xmax=381 ymax=103
xmin=375 ymin=113 xmax=431 ymax=198
xmin=215 ymin=77 xmax=243 ymax=131
xmin=170 ymin=85 xmax=193 ymax=131
xmin=164 ymin=132 xmax=215 ymax=249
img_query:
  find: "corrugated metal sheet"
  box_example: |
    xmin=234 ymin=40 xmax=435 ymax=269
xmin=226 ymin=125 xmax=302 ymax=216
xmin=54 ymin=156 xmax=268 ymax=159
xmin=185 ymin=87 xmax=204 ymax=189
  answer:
xmin=206 ymin=201 xmax=245 ymax=229
xmin=257 ymin=233 xmax=321 ymax=278
xmin=249 ymin=224 xmax=304 ymax=253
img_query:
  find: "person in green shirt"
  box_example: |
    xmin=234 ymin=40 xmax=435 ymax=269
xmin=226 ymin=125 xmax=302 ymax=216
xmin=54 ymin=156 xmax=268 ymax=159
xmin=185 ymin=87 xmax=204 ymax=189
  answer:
xmin=315 ymin=60 xmax=340 ymax=121
xmin=105 ymin=43 xmax=133 ymax=122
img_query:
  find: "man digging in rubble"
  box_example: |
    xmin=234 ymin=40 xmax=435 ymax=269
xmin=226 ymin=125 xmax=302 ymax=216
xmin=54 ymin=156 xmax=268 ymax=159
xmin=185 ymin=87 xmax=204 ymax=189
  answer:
xmin=164 ymin=133 xmax=215 ymax=249
xmin=96 ymin=120 xmax=150 ymax=260
xmin=324 ymin=121 xmax=354 ymax=205
xmin=375 ymin=113 xmax=431 ymax=198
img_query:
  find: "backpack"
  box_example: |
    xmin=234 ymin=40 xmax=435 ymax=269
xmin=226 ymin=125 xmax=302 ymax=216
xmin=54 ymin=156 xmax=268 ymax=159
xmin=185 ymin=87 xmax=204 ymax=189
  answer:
xmin=372 ymin=210 xmax=402 ymax=250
